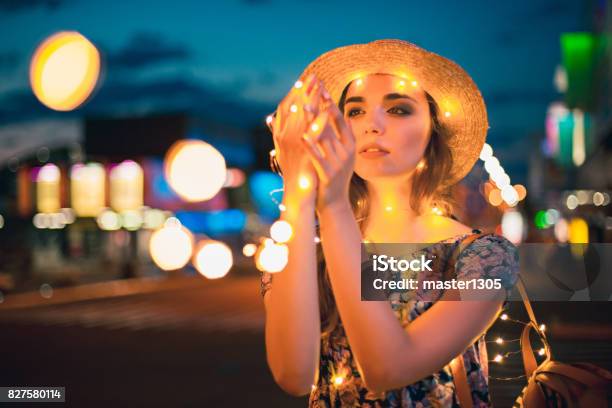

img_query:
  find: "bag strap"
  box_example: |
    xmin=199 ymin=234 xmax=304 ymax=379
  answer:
xmin=521 ymin=320 xmax=552 ymax=378
xmin=449 ymin=355 xmax=472 ymax=407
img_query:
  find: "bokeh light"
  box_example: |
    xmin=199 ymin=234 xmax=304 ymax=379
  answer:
xmin=242 ymin=243 xmax=257 ymax=257
xmin=514 ymin=184 xmax=527 ymax=201
xmin=71 ymin=163 xmax=105 ymax=217
xmin=149 ymin=218 xmax=194 ymax=271
xmin=110 ymin=160 xmax=143 ymax=212
xmin=36 ymin=163 xmax=61 ymax=213
xmin=501 ymin=210 xmax=524 ymax=244
xmin=255 ymin=240 xmax=288 ymax=273
xmin=30 ymin=31 xmax=100 ymax=111
xmin=270 ymin=220 xmax=293 ymax=243
xmin=164 ymin=140 xmax=227 ymax=202
xmin=193 ymin=240 xmax=233 ymax=279
xmin=96 ymin=209 xmax=121 ymax=231
xmin=568 ymin=217 xmax=589 ymax=244
xmin=488 ymin=188 xmax=503 ymax=206
xmin=554 ymin=218 xmax=569 ymax=242
xmin=534 ymin=210 xmax=549 ymax=229
xmin=121 ymin=210 xmax=143 ymax=231
xmin=479 ymin=143 xmax=493 ymax=161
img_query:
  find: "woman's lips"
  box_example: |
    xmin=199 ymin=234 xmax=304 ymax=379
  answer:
xmin=359 ymin=151 xmax=389 ymax=159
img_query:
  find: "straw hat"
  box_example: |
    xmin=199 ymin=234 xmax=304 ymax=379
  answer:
xmin=299 ymin=39 xmax=488 ymax=187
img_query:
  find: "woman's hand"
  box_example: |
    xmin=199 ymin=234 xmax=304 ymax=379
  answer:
xmin=300 ymin=87 xmax=356 ymax=214
xmin=270 ymin=74 xmax=320 ymax=203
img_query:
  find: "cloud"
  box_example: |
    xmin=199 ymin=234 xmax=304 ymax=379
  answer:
xmin=107 ymin=32 xmax=191 ymax=70
xmin=0 ymin=0 xmax=69 ymax=12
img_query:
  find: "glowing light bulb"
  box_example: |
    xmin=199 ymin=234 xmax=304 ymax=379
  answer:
xmin=539 ymin=324 xmax=546 ymax=332
xmin=495 ymin=337 xmax=504 ymax=344
xmin=398 ymin=80 xmax=405 ymax=87
xmin=278 ymin=204 xmax=286 ymax=212
xmin=332 ymin=375 xmax=344 ymax=386
xmin=298 ymin=175 xmax=310 ymax=190
xmin=355 ymin=78 xmax=363 ymax=87
xmin=538 ymin=348 xmax=545 ymax=356
xmin=385 ymin=206 xmax=393 ymax=212
xmin=411 ymin=80 xmax=418 ymax=87
xmin=500 ymin=314 xmax=508 ymax=320
xmin=444 ymin=111 xmax=451 ymax=118
xmin=493 ymin=354 xmax=503 ymax=363
xmin=311 ymin=123 xmax=319 ymax=132
xmin=266 ymin=115 xmax=273 ymax=125
xmin=294 ymin=80 xmax=303 ymax=89
xmin=242 ymin=243 xmax=257 ymax=257
xmin=290 ymin=104 xmax=298 ymax=113
xmin=269 ymin=149 xmax=276 ymax=157
xmin=270 ymin=220 xmax=293 ymax=243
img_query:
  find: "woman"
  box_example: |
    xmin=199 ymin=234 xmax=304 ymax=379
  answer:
xmin=261 ymin=39 xmax=519 ymax=407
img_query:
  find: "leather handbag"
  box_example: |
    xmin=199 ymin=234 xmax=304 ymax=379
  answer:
xmin=447 ymin=233 xmax=612 ymax=407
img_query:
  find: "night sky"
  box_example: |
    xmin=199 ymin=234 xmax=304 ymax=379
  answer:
xmin=0 ymin=0 xmax=593 ymax=181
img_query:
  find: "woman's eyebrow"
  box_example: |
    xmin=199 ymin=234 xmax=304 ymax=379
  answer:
xmin=345 ymin=96 xmax=365 ymax=104
xmin=384 ymin=93 xmax=417 ymax=103
xmin=344 ymin=93 xmax=417 ymax=105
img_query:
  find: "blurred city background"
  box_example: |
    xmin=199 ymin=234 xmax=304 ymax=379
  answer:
xmin=0 ymin=0 xmax=610 ymax=406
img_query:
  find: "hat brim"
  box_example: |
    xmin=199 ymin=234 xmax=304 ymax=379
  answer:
xmin=300 ymin=39 xmax=488 ymax=187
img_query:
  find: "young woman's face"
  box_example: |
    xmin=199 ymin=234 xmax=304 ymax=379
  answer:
xmin=343 ymin=74 xmax=432 ymax=181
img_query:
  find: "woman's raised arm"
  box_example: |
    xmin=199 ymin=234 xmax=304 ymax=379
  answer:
xmin=263 ymin=75 xmax=322 ymax=396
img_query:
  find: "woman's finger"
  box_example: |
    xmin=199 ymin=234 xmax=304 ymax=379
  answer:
xmin=320 ymin=136 xmax=339 ymax=162
xmin=280 ymin=91 xmax=303 ymax=137
xmin=306 ymin=79 xmax=322 ymax=119
xmin=329 ymin=132 xmax=349 ymax=161
xmin=325 ymin=93 xmax=356 ymax=148
xmin=302 ymin=134 xmax=331 ymax=181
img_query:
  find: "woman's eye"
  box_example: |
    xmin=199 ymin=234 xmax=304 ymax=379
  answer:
xmin=388 ymin=106 xmax=410 ymax=115
xmin=347 ymin=108 xmax=363 ymax=117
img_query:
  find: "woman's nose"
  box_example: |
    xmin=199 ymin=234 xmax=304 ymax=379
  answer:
xmin=364 ymin=108 xmax=385 ymax=135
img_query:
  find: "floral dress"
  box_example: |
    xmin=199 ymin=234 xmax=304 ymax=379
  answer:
xmin=261 ymin=229 xmax=520 ymax=407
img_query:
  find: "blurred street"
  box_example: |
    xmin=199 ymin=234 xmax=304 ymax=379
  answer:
xmin=1 ymin=274 xmax=610 ymax=407
xmin=0 ymin=275 xmax=306 ymax=407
